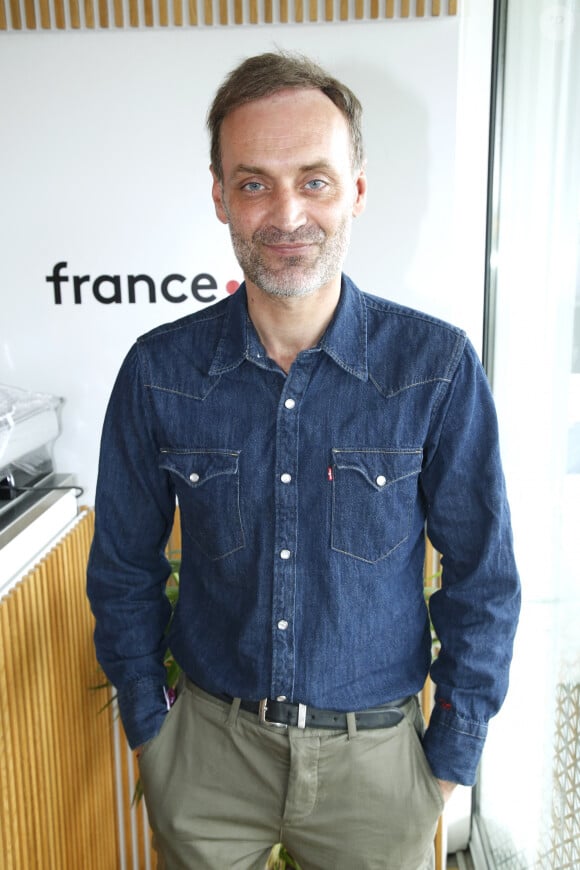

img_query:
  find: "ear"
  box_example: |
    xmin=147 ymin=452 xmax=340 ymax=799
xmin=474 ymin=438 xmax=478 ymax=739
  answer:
xmin=210 ymin=166 xmax=229 ymax=225
xmin=352 ymin=167 xmax=367 ymax=218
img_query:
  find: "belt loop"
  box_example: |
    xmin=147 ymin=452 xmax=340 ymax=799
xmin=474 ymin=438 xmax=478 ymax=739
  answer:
xmin=226 ymin=697 xmax=242 ymax=727
xmin=346 ymin=711 xmax=357 ymax=740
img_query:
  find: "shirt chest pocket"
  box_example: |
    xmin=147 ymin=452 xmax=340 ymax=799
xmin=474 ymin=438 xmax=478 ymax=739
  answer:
xmin=331 ymin=448 xmax=423 ymax=563
xmin=159 ymin=448 xmax=244 ymax=560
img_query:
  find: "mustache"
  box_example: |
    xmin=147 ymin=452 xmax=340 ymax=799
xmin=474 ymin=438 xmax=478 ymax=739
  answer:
xmin=254 ymin=226 xmax=326 ymax=245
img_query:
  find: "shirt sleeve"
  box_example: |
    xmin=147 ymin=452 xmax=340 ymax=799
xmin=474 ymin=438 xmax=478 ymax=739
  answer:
xmin=419 ymin=338 xmax=521 ymax=786
xmin=87 ymin=344 xmax=175 ymax=749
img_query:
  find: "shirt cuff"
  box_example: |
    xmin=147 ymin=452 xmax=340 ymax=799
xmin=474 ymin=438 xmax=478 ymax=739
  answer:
xmin=116 ymin=678 xmax=169 ymax=750
xmin=421 ymin=704 xmax=488 ymax=786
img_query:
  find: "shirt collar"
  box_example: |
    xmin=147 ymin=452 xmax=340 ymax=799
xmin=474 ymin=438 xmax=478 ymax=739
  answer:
xmin=209 ymin=275 xmax=368 ymax=381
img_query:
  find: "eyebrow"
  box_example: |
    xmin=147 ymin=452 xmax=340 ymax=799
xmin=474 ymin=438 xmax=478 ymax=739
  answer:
xmin=230 ymin=160 xmax=336 ymax=179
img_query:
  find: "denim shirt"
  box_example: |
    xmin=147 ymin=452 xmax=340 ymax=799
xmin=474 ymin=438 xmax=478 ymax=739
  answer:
xmin=87 ymin=275 xmax=520 ymax=786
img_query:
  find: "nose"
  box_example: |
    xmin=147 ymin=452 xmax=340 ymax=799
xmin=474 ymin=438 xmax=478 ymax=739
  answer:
xmin=268 ymin=185 xmax=307 ymax=233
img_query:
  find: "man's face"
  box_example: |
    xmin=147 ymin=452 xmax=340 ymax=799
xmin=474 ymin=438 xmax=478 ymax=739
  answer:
xmin=211 ymin=88 xmax=366 ymax=299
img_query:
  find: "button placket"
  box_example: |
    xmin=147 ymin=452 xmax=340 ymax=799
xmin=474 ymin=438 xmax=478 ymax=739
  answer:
xmin=270 ymin=360 xmax=316 ymax=702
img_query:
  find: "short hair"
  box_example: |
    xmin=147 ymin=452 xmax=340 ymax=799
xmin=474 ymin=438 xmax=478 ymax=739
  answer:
xmin=207 ymin=51 xmax=365 ymax=182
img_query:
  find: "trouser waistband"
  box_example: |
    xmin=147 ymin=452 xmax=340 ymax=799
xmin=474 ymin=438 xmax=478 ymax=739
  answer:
xmin=186 ymin=677 xmax=414 ymax=731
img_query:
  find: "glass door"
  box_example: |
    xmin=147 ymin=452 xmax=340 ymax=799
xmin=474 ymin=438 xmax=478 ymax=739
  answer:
xmin=471 ymin=1 xmax=580 ymax=866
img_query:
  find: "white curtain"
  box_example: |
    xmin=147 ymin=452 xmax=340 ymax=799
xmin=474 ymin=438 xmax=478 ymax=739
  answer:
xmin=474 ymin=1 xmax=580 ymax=867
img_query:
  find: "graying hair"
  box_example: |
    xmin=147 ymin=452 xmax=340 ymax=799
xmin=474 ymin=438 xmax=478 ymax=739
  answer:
xmin=207 ymin=51 xmax=365 ymax=181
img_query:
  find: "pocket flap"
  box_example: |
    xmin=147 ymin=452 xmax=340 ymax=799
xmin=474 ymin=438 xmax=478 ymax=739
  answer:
xmin=332 ymin=448 xmax=422 ymax=490
xmin=159 ymin=449 xmax=240 ymax=488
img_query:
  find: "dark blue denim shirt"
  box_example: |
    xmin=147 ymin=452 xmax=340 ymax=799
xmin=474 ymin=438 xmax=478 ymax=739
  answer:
xmin=87 ymin=275 xmax=520 ymax=786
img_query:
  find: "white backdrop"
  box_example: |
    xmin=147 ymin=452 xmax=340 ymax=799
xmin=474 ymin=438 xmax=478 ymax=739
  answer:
xmin=1 ymin=17 xmax=482 ymax=504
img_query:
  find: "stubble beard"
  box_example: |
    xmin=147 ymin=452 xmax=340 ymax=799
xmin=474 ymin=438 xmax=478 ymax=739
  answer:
xmin=227 ymin=216 xmax=353 ymax=299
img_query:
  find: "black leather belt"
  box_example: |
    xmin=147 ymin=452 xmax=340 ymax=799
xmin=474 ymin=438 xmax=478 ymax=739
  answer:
xmin=239 ymin=696 xmax=413 ymax=730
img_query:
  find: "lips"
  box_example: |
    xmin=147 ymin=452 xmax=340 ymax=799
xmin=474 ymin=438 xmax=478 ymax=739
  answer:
xmin=265 ymin=243 xmax=313 ymax=256
xmin=255 ymin=227 xmax=325 ymax=247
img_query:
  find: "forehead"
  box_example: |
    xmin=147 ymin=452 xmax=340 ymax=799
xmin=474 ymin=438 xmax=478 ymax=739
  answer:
xmin=219 ymin=88 xmax=352 ymax=176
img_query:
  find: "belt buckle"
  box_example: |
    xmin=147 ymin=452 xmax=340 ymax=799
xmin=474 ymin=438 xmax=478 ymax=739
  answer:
xmin=258 ymin=699 xmax=288 ymax=729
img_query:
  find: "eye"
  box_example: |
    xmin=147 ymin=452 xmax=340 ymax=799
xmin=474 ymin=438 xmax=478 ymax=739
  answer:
xmin=241 ymin=181 xmax=266 ymax=192
xmin=304 ymin=179 xmax=327 ymax=191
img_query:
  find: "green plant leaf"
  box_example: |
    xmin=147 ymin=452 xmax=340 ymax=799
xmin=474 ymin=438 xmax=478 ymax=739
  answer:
xmin=278 ymin=845 xmax=302 ymax=869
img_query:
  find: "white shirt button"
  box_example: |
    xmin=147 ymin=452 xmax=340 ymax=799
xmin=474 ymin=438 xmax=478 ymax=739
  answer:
xmin=280 ymin=549 xmax=291 ymax=560
xmin=376 ymin=475 xmax=387 ymax=487
xmin=277 ymin=620 xmax=289 ymax=631
xmin=276 ymin=695 xmax=287 ymax=702
xmin=284 ymin=398 xmax=296 ymax=410
xmin=189 ymin=472 xmax=200 ymax=483
xmin=280 ymin=473 xmax=292 ymax=484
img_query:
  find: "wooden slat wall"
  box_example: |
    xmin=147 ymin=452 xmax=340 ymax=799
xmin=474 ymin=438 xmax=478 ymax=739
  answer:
xmin=115 ymin=723 xmax=154 ymax=868
xmin=1 ymin=0 xmax=457 ymax=30
xmin=0 ymin=510 xmax=120 ymax=870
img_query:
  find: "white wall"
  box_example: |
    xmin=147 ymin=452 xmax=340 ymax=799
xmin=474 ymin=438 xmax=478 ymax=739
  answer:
xmin=1 ymin=17 xmax=482 ymax=505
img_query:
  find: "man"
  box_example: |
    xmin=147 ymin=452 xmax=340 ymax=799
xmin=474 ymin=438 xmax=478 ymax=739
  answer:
xmin=87 ymin=52 xmax=520 ymax=869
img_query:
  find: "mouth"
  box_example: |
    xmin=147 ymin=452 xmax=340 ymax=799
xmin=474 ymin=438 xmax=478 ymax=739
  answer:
xmin=264 ymin=243 xmax=314 ymax=257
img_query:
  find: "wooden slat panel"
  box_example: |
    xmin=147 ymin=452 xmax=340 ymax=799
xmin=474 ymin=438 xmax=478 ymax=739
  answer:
xmin=54 ymin=0 xmax=66 ymax=27
xmin=23 ymin=0 xmax=35 ymax=28
xmin=69 ymin=0 xmax=81 ymax=28
xmin=31 ymin=563 xmax=58 ymax=865
xmin=98 ymin=0 xmax=108 ymax=26
xmin=0 ymin=594 xmax=22 ymax=866
xmin=112 ymin=0 xmax=123 ymax=24
xmin=129 ymin=0 xmax=139 ymax=26
xmin=1 ymin=0 xmax=458 ymax=28
xmin=8 ymin=0 xmax=22 ymax=28
xmin=0 ymin=511 xmax=119 ymax=870
xmin=120 ymin=735 xmax=153 ymax=865
xmin=38 ymin=0 xmax=50 ymax=26
xmin=84 ymin=0 xmax=95 ymax=26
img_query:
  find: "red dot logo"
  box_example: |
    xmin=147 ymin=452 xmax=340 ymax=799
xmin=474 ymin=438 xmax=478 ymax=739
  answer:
xmin=226 ymin=280 xmax=240 ymax=295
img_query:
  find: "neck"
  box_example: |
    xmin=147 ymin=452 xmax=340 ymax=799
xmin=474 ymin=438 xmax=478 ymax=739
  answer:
xmin=245 ymin=278 xmax=341 ymax=373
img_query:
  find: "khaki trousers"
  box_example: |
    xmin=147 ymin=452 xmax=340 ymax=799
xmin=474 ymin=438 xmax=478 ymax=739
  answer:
xmin=138 ymin=680 xmax=443 ymax=870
